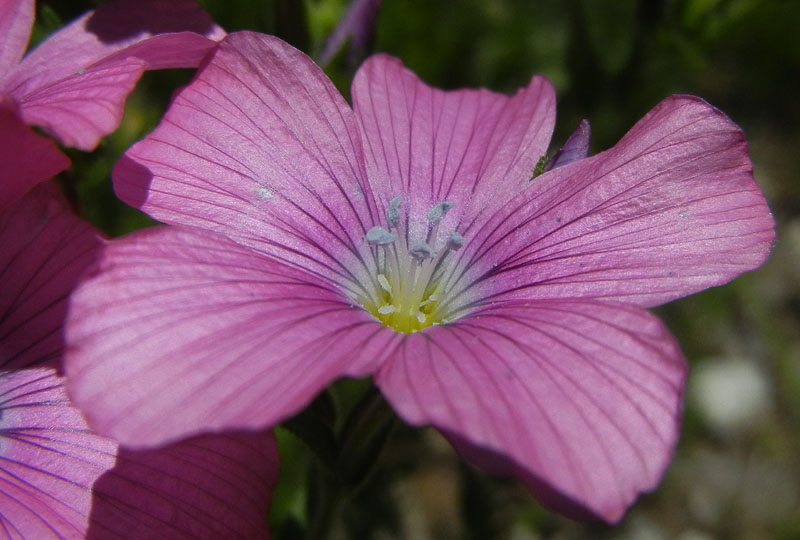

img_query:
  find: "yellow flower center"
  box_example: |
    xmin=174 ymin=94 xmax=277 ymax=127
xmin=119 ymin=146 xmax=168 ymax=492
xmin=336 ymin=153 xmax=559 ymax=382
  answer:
xmin=357 ymin=198 xmax=465 ymax=334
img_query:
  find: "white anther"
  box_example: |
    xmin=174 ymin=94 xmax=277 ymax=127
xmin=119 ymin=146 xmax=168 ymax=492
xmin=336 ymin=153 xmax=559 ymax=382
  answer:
xmin=378 ymin=305 xmax=397 ymax=314
xmin=386 ymin=196 xmax=402 ymax=227
xmin=409 ymin=242 xmax=434 ymax=261
xmin=446 ymin=231 xmax=464 ymax=250
xmin=366 ymin=226 xmax=396 ymax=245
xmin=377 ymin=274 xmax=392 ymax=294
xmin=427 ymin=201 xmax=454 ymax=223
xmin=419 ymin=294 xmax=439 ymax=307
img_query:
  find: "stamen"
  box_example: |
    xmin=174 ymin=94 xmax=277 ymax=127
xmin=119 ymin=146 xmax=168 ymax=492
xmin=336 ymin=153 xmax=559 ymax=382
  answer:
xmin=446 ymin=231 xmax=464 ymax=250
xmin=377 ymin=274 xmax=392 ymax=294
xmin=386 ymin=196 xmax=402 ymax=227
xmin=426 ymin=201 xmax=454 ymax=250
xmin=364 ymin=226 xmax=395 ymax=306
xmin=366 ymin=226 xmax=396 ymax=245
xmin=359 ymin=202 xmax=471 ymax=334
xmin=427 ymin=201 xmax=454 ymax=223
xmin=419 ymin=294 xmax=439 ymax=307
xmin=409 ymin=242 xmax=434 ymax=261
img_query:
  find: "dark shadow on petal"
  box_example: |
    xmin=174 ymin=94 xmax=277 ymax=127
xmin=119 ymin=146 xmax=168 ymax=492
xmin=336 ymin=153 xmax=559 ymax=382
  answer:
xmin=85 ymin=0 xmax=217 ymax=44
xmin=1 ymin=183 xmax=104 ymax=374
xmin=86 ymin=430 xmax=277 ymax=540
xmin=112 ymin=154 xmax=155 ymax=211
xmin=443 ymin=430 xmax=602 ymax=522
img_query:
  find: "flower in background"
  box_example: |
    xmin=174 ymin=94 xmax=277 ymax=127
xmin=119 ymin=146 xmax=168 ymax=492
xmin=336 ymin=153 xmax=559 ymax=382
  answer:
xmin=0 ymin=182 xmax=278 ymax=539
xmin=0 ymin=0 xmax=224 ymax=209
xmin=318 ymin=0 xmax=382 ymax=66
xmin=66 ymin=32 xmax=775 ymax=522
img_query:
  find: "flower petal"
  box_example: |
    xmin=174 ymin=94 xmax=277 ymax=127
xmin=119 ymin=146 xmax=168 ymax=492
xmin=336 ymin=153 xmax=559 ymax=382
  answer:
xmin=16 ymin=55 xmax=148 ymax=151
xmin=6 ymin=0 xmax=222 ymax=94
xmin=375 ymin=300 xmax=686 ymax=522
xmin=352 ymin=54 xmax=555 ymax=243
xmin=65 ymin=225 xmax=399 ymax=447
xmin=0 ymin=0 xmax=32 ymax=77
xmin=0 ymin=367 xmax=277 ymax=539
xmin=88 ymin=431 xmax=278 ymax=540
xmin=546 ymin=119 xmax=591 ymax=171
xmin=0 ymin=368 xmax=116 ymax=538
xmin=0 ymin=182 xmax=101 ymax=369
xmin=18 ymin=33 xmax=223 ymax=151
xmin=461 ymin=95 xmax=775 ymax=308
xmin=4 ymin=0 xmax=224 ymax=150
xmin=0 ymin=103 xmax=70 ymax=209
xmin=113 ymin=31 xmax=380 ymax=289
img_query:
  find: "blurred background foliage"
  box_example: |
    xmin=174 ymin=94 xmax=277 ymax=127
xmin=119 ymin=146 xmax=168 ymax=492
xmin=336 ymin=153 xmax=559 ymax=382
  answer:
xmin=36 ymin=0 xmax=800 ymax=538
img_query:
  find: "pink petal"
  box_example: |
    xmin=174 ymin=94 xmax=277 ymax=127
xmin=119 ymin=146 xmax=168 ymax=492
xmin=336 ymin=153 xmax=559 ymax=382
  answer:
xmin=90 ymin=31 xmax=224 ymax=72
xmin=375 ymin=300 xmax=686 ymax=522
xmin=15 ymin=55 xmax=148 ymax=151
xmin=6 ymin=0 xmax=223 ymax=93
xmin=0 ymin=182 xmax=100 ymax=369
xmin=546 ymin=119 xmax=591 ymax=171
xmin=0 ymin=102 xmax=70 ymax=209
xmin=460 ymin=95 xmax=775 ymax=308
xmin=18 ymin=31 xmax=221 ymax=151
xmin=4 ymin=0 xmax=224 ymax=150
xmin=0 ymin=367 xmax=277 ymax=539
xmin=88 ymin=431 xmax=277 ymax=540
xmin=113 ymin=31 xmax=380 ymax=287
xmin=65 ymin=225 xmax=399 ymax=447
xmin=0 ymin=368 xmax=116 ymax=538
xmin=352 ymin=54 xmax=555 ymax=245
xmin=0 ymin=0 xmax=32 ymax=77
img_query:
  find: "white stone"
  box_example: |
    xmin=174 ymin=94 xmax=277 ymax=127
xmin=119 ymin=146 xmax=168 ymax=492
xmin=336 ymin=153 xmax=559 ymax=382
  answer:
xmin=690 ymin=357 xmax=771 ymax=435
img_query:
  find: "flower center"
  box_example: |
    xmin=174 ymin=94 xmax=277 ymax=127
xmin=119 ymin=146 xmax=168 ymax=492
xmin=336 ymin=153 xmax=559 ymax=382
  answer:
xmin=358 ymin=197 xmax=466 ymax=334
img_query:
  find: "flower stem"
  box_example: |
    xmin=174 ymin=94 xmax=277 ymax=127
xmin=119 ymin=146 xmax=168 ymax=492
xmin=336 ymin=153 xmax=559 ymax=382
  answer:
xmin=306 ymin=463 xmax=343 ymax=540
xmin=338 ymin=386 xmax=396 ymax=488
xmin=297 ymin=385 xmax=396 ymax=539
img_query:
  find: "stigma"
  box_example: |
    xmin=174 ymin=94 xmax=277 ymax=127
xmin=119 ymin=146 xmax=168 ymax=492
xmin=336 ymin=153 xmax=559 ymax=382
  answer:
xmin=357 ymin=197 xmax=466 ymax=333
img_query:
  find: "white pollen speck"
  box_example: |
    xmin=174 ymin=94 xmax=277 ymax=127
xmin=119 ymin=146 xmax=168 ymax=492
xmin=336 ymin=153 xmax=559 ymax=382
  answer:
xmin=257 ymin=188 xmax=274 ymax=200
xmin=416 ymin=312 xmax=426 ymax=324
xmin=378 ymin=305 xmax=396 ymax=314
xmin=679 ymin=210 xmax=690 ymax=218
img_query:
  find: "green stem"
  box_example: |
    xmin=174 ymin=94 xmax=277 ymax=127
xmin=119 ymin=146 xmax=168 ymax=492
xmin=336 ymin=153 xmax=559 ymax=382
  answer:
xmin=298 ymin=385 xmax=397 ymax=539
xmin=306 ymin=464 xmax=343 ymax=540
xmin=338 ymin=386 xmax=397 ymax=489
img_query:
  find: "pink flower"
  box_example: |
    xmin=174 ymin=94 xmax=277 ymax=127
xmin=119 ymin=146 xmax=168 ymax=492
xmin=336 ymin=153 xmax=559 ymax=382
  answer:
xmin=318 ymin=0 xmax=383 ymax=66
xmin=0 ymin=0 xmax=224 ymax=209
xmin=65 ymin=32 xmax=775 ymax=522
xmin=0 ymin=183 xmax=278 ymax=539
